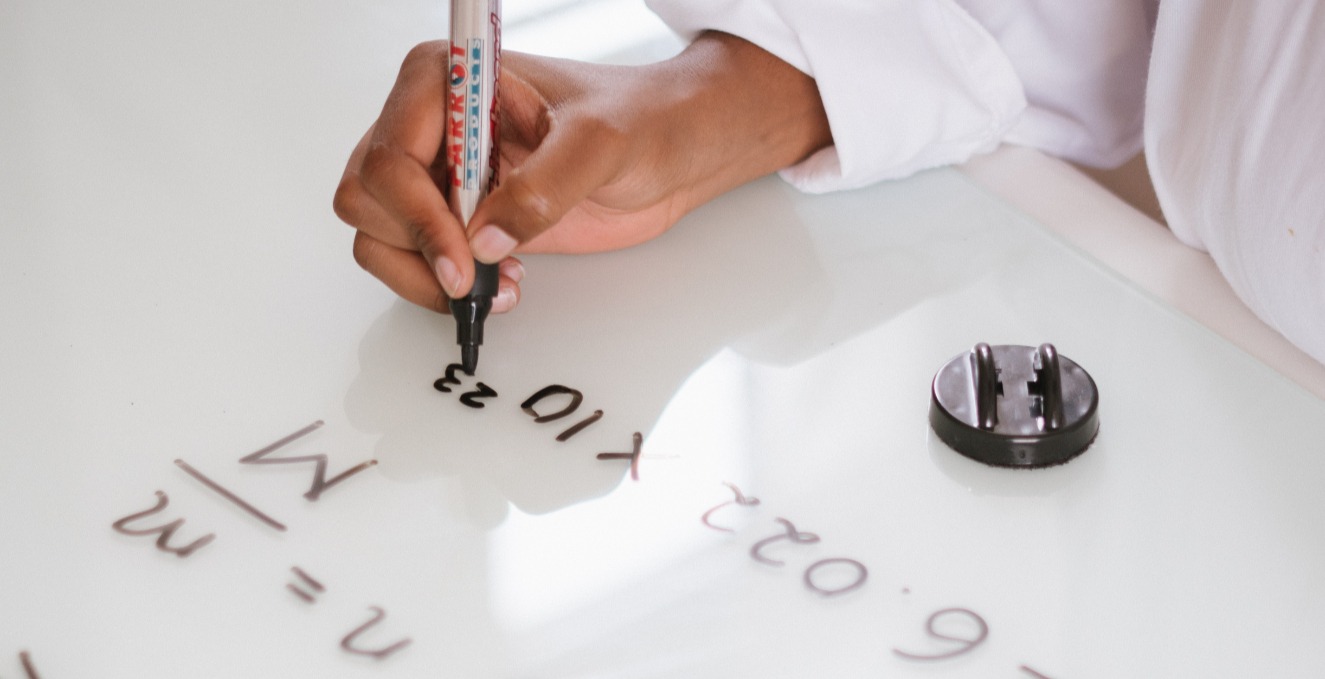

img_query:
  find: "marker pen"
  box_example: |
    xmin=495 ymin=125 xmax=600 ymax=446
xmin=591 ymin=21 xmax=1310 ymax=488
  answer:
xmin=445 ymin=0 xmax=501 ymax=375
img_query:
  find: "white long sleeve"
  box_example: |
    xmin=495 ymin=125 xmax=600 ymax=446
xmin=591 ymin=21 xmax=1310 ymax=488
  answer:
xmin=952 ymin=0 xmax=1155 ymax=168
xmin=646 ymin=0 xmax=1325 ymax=363
xmin=1146 ymin=2 xmax=1325 ymax=365
xmin=644 ymin=0 xmax=1157 ymax=191
xmin=644 ymin=0 xmax=1027 ymax=193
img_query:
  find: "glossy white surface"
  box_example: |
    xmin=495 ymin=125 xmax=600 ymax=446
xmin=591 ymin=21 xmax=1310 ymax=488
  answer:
xmin=4 ymin=2 xmax=1325 ymax=677
xmin=960 ymin=146 xmax=1325 ymax=399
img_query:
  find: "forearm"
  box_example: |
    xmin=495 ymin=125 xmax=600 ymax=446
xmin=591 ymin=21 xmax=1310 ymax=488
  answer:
xmin=650 ymin=31 xmax=833 ymax=207
xmin=647 ymin=0 xmax=1027 ymax=192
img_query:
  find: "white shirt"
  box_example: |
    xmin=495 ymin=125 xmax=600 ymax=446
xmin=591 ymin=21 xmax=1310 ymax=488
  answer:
xmin=645 ymin=0 xmax=1325 ymax=366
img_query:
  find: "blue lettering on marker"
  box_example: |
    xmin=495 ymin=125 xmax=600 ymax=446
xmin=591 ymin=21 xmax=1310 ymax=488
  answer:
xmin=463 ymin=40 xmax=485 ymax=189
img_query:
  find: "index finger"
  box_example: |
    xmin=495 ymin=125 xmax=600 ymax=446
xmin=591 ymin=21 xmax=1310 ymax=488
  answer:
xmin=358 ymin=41 xmax=477 ymax=297
xmin=374 ymin=40 xmax=452 ymax=167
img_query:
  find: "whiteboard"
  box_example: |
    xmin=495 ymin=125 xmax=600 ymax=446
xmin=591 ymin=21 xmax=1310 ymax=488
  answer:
xmin=4 ymin=1 xmax=1325 ymax=677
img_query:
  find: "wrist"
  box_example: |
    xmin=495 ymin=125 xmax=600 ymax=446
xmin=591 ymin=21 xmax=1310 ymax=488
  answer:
xmin=653 ymin=31 xmax=833 ymax=196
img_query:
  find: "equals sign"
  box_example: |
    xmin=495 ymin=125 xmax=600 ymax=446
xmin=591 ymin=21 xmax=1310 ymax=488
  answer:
xmin=287 ymin=566 xmax=326 ymax=603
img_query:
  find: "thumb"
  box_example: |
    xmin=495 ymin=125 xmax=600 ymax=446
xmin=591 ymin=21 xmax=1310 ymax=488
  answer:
xmin=468 ymin=115 xmax=629 ymax=263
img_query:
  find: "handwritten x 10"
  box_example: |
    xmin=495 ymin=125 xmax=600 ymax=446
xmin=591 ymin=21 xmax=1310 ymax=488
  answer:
xmin=433 ymin=364 xmax=645 ymax=479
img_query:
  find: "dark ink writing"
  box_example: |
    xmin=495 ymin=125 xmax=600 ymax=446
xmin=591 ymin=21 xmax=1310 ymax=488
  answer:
xmin=520 ymin=385 xmax=583 ymax=422
xmin=111 ymin=490 xmax=216 ymax=558
xmin=802 ymin=558 xmax=869 ymax=597
xmin=701 ymin=482 xmax=762 ymax=533
xmin=1020 ymin=665 xmax=1055 ymax=678
xmin=437 ymin=374 xmax=624 ymax=449
xmin=706 ymin=488 xmax=868 ymax=597
xmin=176 ymin=459 xmax=287 ymax=531
xmin=555 ymin=409 xmax=603 ymax=441
xmin=596 ymin=432 xmax=644 ymax=481
xmin=433 ymin=366 xmax=502 ymax=411
xmin=340 ymin=606 xmax=412 ymax=660
xmin=238 ymin=421 xmax=377 ymax=501
xmin=20 ymin=650 xmax=39 ymax=679
xmin=458 ymin=383 xmax=498 ymax=409
xmin=107 ymin=420 xmax=413 ymax=663
xmin=433 ymin=364 xmax=467 ymax=393
xmin=287 ymin=566 xmax=326 ymax=604
xmin=893 ymin=608 xmax=989 ymax=661
xmin=749 ymin=518 xmax=820 ymax=566
xmin=521 ymin=385 xmax=605 ymax=441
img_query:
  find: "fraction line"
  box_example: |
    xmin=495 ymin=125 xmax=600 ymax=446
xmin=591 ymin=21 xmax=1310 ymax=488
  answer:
xmin=20 ymin=650 xmax=40 ymax=679
xmin=174 ymin=459 xmax=287 ymax=531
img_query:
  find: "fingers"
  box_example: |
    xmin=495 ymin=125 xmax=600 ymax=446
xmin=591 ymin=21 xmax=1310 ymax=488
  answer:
xmin=373 ymin=41 xmax=451 ymax=167
xmin=334 ymin=128 xmax=417 ymax=251
xmin=338 ymin=43 xmax=672 ymax=311
xmin=335 ymin=51 xmax=550 ymax=264
xmin=468 ymin=112 xmax=631 ymax=263
xmin=355 ymin=41 xmax=480 ymax=298
xmin=358 ymin=141 xmax=473 ymax=296
xmin=353 ymin=232 xmax=524 ymax=314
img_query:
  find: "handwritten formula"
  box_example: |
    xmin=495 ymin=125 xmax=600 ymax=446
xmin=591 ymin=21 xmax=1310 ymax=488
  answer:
xmin=698 ymin=482 xmax=1059 ymax=677
xmin=11 ymin=367 xmax=1062 ymax=677
xmin=108 ymin=421 xmax=412 ymax=660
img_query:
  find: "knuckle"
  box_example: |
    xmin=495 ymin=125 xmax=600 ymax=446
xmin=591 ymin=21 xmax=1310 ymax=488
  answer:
xmin=332 ymin=176 xmax=362 ymax=224
xmin=399 ymin=212 xmax=439 ymax=253
xmin=403 ymin=40 xmax=446 ymax=68
xmin=358 ymin=143 xmax=396 ymax=186
xmin=353 ymin=145 xmax=443 ymax=252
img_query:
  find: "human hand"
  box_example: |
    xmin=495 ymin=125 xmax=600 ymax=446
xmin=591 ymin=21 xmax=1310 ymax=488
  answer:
xmin=334 ymin=32 xmax=831 ymax=314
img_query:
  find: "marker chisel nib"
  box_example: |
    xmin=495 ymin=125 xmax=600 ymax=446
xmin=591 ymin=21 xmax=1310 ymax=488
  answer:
xmin=450 ymin=262 xmax=496 ymax=376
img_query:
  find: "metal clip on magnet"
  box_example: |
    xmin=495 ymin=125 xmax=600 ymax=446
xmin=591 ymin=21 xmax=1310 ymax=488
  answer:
xmin=929 ymin=343 xmax=1099 ymax=468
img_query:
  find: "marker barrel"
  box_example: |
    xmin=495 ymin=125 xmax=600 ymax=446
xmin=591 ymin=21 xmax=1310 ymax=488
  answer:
xmin=446 ymin=0 xmax=501 ymax=222
xmin=446 ymin=0 xmax=501 ymax=373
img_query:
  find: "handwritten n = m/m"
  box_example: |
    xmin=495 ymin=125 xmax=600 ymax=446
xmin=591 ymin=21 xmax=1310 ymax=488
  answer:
xmin=171 ymin=421 xmax=376 ymax=532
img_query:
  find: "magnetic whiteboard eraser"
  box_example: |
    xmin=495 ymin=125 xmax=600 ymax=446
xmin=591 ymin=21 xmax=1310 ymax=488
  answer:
xmin=929 ymin=343 xmax=1100 ymax=468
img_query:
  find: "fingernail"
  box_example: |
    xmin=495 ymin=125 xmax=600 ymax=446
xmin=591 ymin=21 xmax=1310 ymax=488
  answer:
xmin=492 ymin=286 xmax=518 ymax=313
xmin=435 ymin=256 xmax=462 ymax=297
xmin=502 ymin=260 xmax=526 ymax=284
xmin=471 ymin=225 xmax=518 ymax=263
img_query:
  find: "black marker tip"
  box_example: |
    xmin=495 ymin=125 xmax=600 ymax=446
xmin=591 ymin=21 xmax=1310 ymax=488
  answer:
xmin=450 ymin=262 xmax=498 ymax=377
xmin=461 ymin=344 xmax=479 ymax=375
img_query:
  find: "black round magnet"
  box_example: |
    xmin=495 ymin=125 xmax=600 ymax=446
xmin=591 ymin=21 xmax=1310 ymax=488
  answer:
xmin=929 ymin=343 xmax=1099 ymax=468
